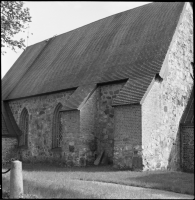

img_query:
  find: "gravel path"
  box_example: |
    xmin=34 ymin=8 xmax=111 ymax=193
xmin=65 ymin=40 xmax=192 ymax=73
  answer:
xmin=67 ymin=179 xmax=194 ymax=199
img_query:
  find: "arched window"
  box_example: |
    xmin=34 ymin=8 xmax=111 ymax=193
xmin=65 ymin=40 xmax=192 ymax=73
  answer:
xmin=19 ymin=108 xmax=29 ymax=147
xmin=52 ymin=103 xmax=63 ymax=148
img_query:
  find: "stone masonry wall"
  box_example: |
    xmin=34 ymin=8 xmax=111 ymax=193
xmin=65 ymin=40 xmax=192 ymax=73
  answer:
xmin=60 ymin=110 xmax=80 ymax=166
xmin=96 ymin=82 xmax=125 ymax=164
xmin=181 ymin=125 xmax=194 ymax=173
xmin=8 ymin=90 xmax=74 ymax=164
xmin=80 ymin=89 xmax=98 ymax=165
xmin=142 ymin=4 xmax=193 ymax=171
xmin=113 ymin=105 xmax=142 ymax=169
xmin=8 ymin=81 xmax=126 ymax=166
xmin=2 ymin=137 xmax=18 ymax=163
xmin=59 ymin=89 xmax=99 ymax=167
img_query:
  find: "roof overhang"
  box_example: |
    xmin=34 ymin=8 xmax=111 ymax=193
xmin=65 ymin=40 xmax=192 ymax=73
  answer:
xmin=60 ymin=84 xmax=97 ymax=111
xmin=1 ymin=101 xmax=22 ymax=138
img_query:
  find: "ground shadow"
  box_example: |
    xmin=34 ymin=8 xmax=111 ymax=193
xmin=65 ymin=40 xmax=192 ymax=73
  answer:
xmin=123 ymin=171 xmax=194 ymax=195
xmin=2 ymin=177 xmax=99 ymax=199
xmin=22 ymin=163 xmax=118 ymax=172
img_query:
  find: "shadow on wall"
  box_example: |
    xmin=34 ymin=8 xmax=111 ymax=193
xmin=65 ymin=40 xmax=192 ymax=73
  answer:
xmin=167 ymin=125 xmax=194 ymax=173
xmin=167 ymin=128 xmax=181 ymax=171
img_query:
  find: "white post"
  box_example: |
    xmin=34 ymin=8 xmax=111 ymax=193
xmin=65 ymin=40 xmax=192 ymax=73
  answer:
xmin=10 ymin=160 xmax=23 ymax=199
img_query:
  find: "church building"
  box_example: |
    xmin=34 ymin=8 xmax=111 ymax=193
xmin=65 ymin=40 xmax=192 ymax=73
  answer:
xmin=2 ymin=2 xmax=194 ymax=172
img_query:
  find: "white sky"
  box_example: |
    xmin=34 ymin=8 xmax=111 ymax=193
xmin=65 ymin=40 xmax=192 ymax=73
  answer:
xmin=1 ymin=1 xmax=151 ymax=78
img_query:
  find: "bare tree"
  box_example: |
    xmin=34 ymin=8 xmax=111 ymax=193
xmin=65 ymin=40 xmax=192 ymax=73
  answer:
xmin=1 ymin=1 xmax=31 ymax=54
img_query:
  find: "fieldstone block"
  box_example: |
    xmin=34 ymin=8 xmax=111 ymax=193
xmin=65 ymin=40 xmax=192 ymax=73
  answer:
xmin=79 ymin=157 xmax=86 ymax=166
xmin=69 ymin=145 xmax=74 ymax=152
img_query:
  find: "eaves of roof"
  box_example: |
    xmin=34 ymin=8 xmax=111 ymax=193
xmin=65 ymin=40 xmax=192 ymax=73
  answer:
xmin=112 ymin=75 xmax=153 ymax=106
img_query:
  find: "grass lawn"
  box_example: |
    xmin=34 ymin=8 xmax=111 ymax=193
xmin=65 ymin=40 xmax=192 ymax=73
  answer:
xmin=2 ymin=163 xmax=194 ymax=199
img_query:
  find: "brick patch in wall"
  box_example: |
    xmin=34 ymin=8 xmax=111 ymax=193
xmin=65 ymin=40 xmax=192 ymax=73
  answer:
xmin=113 ymin=105 xmax=142 ymax=170
xmin=181 ymin=125 xmax=194 ymax=173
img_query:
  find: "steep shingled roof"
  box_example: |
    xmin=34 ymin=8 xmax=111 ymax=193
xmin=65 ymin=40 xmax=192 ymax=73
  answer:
xmin=2 ymin=102 xmax=22 ymax=137
xmin=2 ymin=2 xmax=185 ymax=101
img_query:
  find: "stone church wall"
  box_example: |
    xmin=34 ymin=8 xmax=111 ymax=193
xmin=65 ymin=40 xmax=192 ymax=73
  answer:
xmin=8 ymin=90 xmax=74 ymax=164
xmin=80 ymin=89 xmax=98 ymax=165
xmin=60 ymin=110 xmax=80 ymax=166
xmin=58 ymin=89 xmax=98 ymax=167
xmin=2 ymin=137 xmax=18 ymax=163
xmin=142 ymin=4 xmax=193 ymax=171
xmin=96 ymin=82 xmax=125 ymax=164
xmin=7 ymin=82 xmax=125 ymax=166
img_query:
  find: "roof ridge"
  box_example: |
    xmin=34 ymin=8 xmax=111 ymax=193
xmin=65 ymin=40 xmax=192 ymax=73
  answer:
xmin=26 ymin=2 xmax=153 ymax=48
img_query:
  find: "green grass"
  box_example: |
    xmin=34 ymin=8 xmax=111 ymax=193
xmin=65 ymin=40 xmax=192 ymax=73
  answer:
xmin=2 ymin=163 xmax=194 ymax=198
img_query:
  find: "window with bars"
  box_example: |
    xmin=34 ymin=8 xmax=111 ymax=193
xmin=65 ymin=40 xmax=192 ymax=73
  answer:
xmin=19 ymin=108 xmax=29 ymax=147
xmin=52 ymin=103 xmax=63 ymax=148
